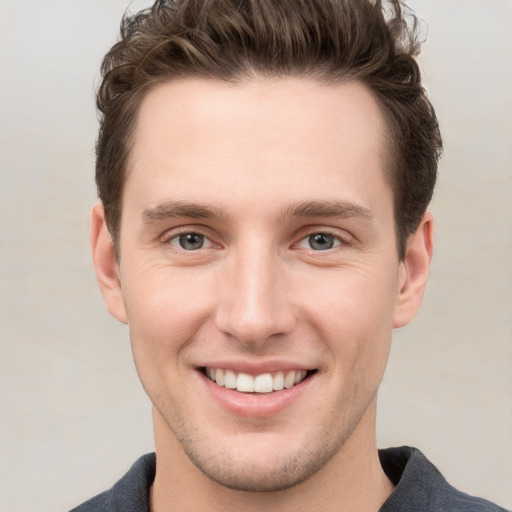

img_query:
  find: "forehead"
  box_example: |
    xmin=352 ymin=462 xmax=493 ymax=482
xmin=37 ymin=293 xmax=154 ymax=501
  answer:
xmin=126 ymin=78 xmax=391 ymax=218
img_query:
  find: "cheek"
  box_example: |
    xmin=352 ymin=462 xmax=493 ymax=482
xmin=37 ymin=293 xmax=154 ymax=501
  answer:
xmin=301 ymin=263 xmax=399 ymax=325
xmin=299 ymin=265 xmax=397 ymax=369
xmin=122 ymin=268 xmax=213 ymax=358
xmin=124 ymin=260 xmax=211 ymax=316
xmin=124 ymin=274 xmax=204 ymax=401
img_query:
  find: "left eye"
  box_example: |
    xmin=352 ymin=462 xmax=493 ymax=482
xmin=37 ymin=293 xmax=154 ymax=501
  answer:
xmin=299 ymin=233 xmax=341 ymax=251
xmin=170 ymin=233 xmax=211 ymax=251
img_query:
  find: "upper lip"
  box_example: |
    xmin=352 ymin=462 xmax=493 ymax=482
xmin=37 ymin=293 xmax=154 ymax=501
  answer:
xmin=198 ymin=359 xmax=316 ymax=375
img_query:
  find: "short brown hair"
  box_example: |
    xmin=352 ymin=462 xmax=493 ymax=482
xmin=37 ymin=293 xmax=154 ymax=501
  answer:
xmin=96 ymin=0 xmax=442 ymax=259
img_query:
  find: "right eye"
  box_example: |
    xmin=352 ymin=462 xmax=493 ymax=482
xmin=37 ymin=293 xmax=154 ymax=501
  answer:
xmin=169 ymin=233 xmax=212 ymax=251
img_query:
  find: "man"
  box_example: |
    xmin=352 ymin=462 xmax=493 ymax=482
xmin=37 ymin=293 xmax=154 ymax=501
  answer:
xmin=73 ymin=0 xmax=506 ymax=510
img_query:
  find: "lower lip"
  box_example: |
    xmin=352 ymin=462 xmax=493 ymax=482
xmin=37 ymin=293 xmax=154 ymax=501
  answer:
xmin=200 ymin=372 xmax=313 ymax=418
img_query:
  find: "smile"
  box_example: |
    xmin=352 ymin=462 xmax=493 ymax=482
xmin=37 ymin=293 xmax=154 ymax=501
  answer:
xmin=204 ymin=368 xmax=311 ymax=393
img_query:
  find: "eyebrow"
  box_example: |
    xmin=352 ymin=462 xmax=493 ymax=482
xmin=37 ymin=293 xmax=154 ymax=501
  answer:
xmin=280 ymin=200 xmax=374 ymax=221
xmin=142 ymin=199 xmax=374 ymax=224
xmin=143 ymin=201 xmax=229 ymax=224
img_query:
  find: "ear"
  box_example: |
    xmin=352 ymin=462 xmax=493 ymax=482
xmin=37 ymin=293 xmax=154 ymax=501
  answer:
xmin=393 ymin=212 xmax=434 ymax=328
xmin=90 ymin=202 xmax=128 ymax=324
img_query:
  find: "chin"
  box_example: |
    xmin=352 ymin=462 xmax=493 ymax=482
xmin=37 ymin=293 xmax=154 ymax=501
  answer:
xmin=179 ymin=429 xmax=347 ymax=493
xmin=188 ymin=452 xmax=324 ymax=492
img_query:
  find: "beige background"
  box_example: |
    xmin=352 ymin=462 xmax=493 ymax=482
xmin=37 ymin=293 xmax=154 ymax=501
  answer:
xmin=1 ymin=1 xmax=511 ymax=511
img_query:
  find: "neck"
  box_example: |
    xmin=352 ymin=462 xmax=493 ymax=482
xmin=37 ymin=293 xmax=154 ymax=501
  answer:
xmin=149 ymin=403 xmax=394 ymax=512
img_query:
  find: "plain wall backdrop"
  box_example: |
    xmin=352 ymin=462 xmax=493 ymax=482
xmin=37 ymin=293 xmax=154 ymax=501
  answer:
xmin=1 ymin=1 xmax=511 ymax=511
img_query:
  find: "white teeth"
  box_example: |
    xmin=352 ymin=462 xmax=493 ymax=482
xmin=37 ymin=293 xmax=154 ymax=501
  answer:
xmin=206 ymin=368 xmax=309 ymax=393
xmin=224 ymin=369 xmax=237 ymax=389
xmin=215 ymin=368 xmax=224 ymax=387
xmin=236 ymin=372 xmax=255 ymax=392
xmin=284 ymin=371 xmax=295 ymax=389
xmin=254 ymin=373 xmax=273 ymax=393
xmin=294 ymin=370 xmax=306 ymax=384
xmin=273 ymin=371 xmax=284 ymax=391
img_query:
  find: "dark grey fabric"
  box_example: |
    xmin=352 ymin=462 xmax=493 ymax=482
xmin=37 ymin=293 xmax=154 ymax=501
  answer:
xmin=70 ymin=447 xmax=508 ymax=511
xmin=379 ymin=447 xmax=508 ymax=511
xmin=70 ymin=454 xmax=155 ymax=512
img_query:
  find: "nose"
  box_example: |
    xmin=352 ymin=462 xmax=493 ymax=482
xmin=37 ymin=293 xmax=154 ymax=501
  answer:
xmin=214 ymin=246 xmax=296 ymax=346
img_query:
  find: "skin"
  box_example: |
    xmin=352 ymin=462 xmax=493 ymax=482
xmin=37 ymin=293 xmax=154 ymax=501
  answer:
xmin=91 ymin=78 xmax=433 ymax=512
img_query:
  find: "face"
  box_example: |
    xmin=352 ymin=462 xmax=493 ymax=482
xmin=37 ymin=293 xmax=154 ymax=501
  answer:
xmin=92 ymin=78 xmax=431 ymax=492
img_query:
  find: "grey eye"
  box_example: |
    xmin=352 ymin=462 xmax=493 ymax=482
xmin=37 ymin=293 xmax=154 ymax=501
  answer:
xmin=308 ymin=233 xmax=335 ymax=250
xmin=177 ymin=233 xmax=205 ymax=250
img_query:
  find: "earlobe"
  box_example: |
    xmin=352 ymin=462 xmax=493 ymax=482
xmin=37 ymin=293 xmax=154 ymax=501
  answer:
xmin=90 ymin=202 xmax=128 ymax=324
xmin=393 ymin=212 xmax=434 ymax=328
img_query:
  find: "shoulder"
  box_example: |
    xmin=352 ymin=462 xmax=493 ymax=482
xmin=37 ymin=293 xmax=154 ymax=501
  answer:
xmin=69 ymin=453 xmax=156 ymax=512
xmin=379 ymin=446 xmax=509 ymax=512
xmin=69 ymin=490 xmax=110 ymax=512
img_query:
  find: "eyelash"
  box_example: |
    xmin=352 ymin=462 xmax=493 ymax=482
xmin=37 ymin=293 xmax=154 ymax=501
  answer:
xmin=295 ymin=232 xmax=345 ymax=252
xmin=160 ymin=228 xmax=348 ymax=253
xmin=160 ymin=228 xmax=215 ymax=251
